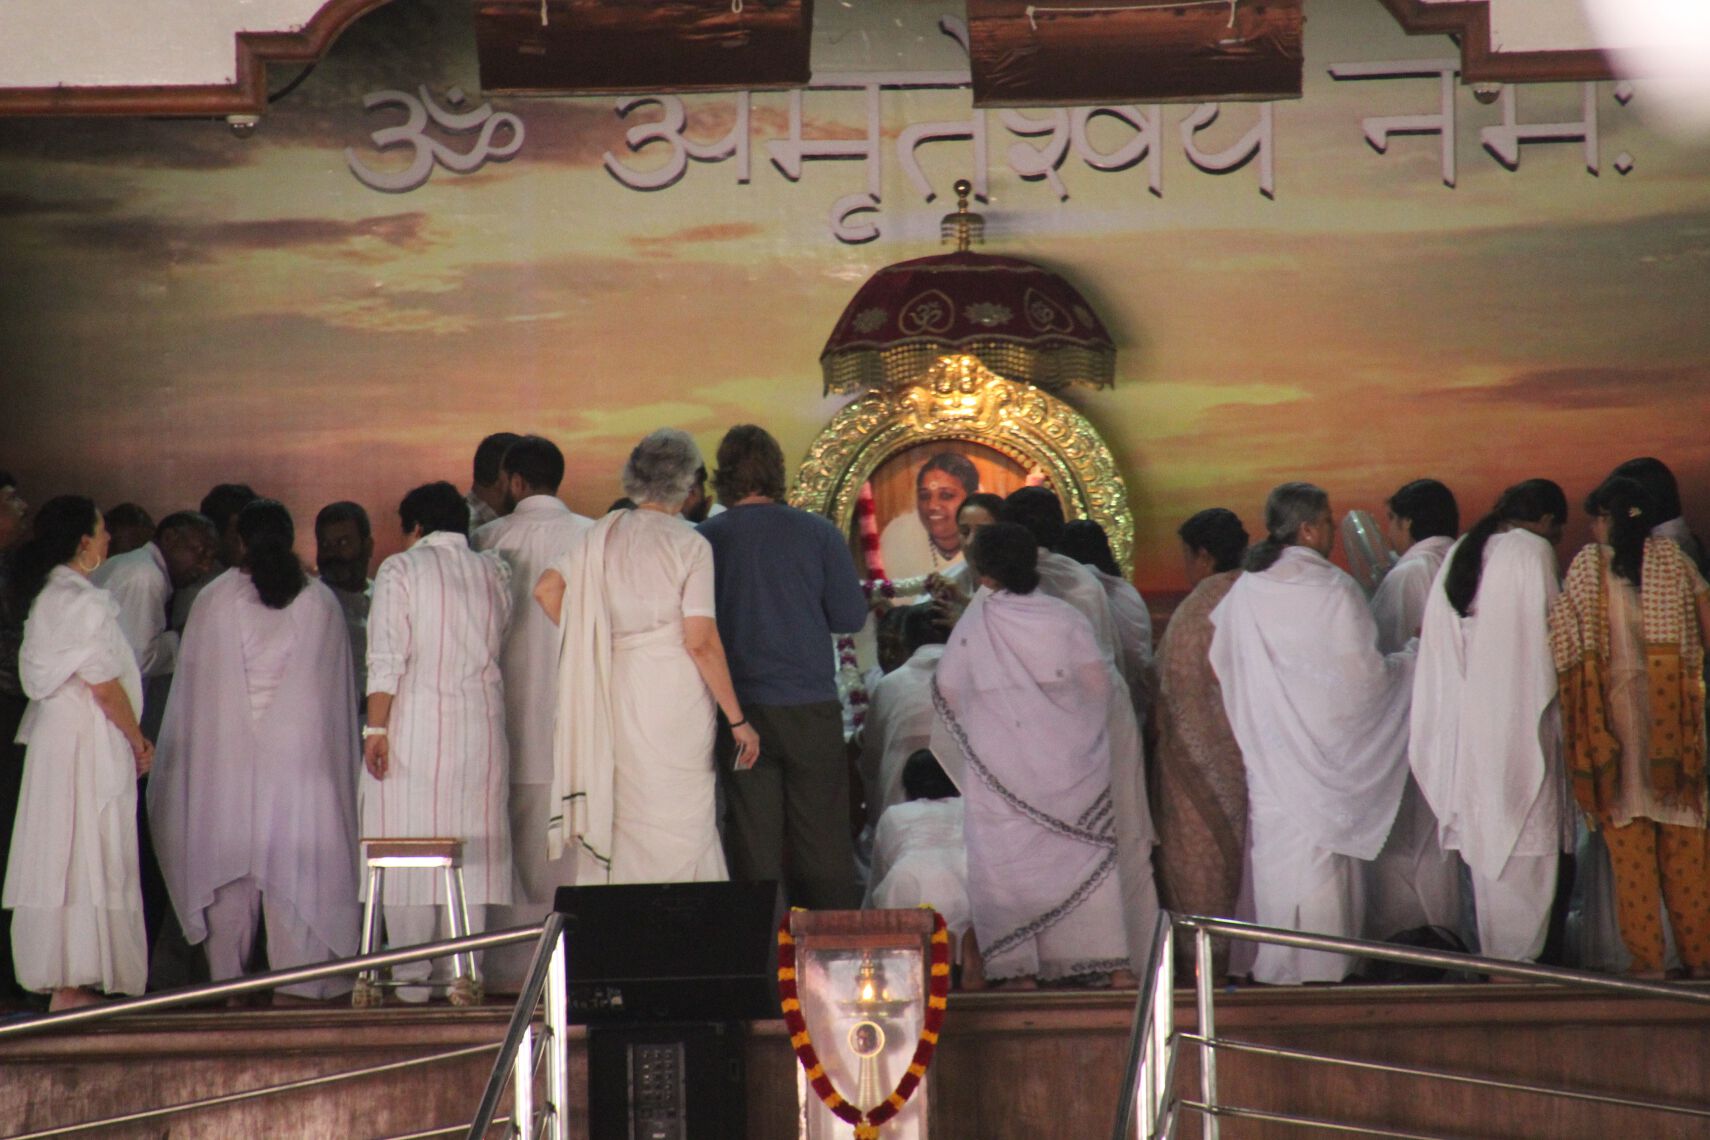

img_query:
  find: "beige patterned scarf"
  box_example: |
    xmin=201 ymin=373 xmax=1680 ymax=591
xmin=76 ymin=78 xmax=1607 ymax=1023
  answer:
xmin=1549 ymin=537 xmax=1706 ymax=820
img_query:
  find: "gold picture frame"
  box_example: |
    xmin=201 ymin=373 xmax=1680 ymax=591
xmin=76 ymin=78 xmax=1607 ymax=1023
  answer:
xmin=791 ymin=353 xmax=1134 ymax=573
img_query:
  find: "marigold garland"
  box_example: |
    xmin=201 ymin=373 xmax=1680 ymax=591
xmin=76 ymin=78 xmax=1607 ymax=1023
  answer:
xmin=777 ymin=909 xmax=951 ymax=1140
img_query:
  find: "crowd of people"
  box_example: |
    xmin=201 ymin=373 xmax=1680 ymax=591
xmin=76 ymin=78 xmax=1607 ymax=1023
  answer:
xmin=0 ymin=437 xmax=1706 ymax=1012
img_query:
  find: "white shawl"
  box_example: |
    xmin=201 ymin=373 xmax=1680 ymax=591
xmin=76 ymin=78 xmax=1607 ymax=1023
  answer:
xmin=1209 ymin=546 xmax=1414 ymax=860
xmin=1410 ymin=530 xmax=1560 ymax=878
xmin=150 ymin=570 xmax=360 ymax=954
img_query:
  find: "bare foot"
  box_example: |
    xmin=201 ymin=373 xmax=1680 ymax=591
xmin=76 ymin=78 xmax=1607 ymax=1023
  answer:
xmin=48 ymin=987 xmax=103 ymax=1012
xmin=991 ymin=976 xmax=1039 ymax=991
xmin=1108 ymin=968 xmax=1139 ymax=990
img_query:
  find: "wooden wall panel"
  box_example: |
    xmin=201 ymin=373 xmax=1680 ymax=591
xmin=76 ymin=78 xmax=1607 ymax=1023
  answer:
xmin=967 ymin=0 xmax=1303 ymax=108
xmin=5 ymin=984 xmax=1710 ymax=1137
xmin=476 ymin=0 xmax=813 ymax=95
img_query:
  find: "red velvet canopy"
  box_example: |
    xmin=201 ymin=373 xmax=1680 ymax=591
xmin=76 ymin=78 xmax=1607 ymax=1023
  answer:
xmin=818 ymin=251 xmax=1116 ymax=395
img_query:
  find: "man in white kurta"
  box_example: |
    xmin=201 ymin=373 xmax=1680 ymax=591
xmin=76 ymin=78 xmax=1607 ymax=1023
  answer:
xmin=151 ymin=569 xmax=362 ymax=998
xmin=91 ymin=514 xmax=220 ymax=733
xmin=1411 ymin=529 xmax=1571 ymax=961
xmin=472 ymin=443 xmax=591 ymax=986
xmin=1210 ymin=544 xmax=1415 ymax=983
xmin=90 ymin=541 xmax=178 ymax=684
xmin=365 ymin=520 xmax=513 ymax=995
xmin=1365 ymin=532 xmax=1463 ymax=942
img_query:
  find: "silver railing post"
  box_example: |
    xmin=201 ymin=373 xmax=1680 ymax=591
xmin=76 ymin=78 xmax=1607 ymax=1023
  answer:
xmin=544 ymin=933 xmax=570 ymax=1140
xmin=468 ymin=912 xmax=569 ymax=1140
xmin=511 ymin=1022 xmax=536 ymax=1138
xmin=1148 ymin=921 xmax=1175 ymax=1136
xmin=1195 ymin=925 xmax=1218 ymax=1140
xmin=1134 ymin=919 xmax=1175 ymax=1138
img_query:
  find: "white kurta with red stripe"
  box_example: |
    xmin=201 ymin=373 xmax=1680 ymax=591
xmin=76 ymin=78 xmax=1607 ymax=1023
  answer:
xmin=363 ymin=530 xmax=514 ymax=906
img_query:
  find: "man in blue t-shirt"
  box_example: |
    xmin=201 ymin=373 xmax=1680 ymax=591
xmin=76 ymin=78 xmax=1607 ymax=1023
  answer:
xmin=699 ymin=425 xmax=868 ymax=909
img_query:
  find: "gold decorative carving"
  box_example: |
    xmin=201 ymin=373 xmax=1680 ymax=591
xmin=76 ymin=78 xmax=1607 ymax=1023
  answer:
xmin=791 ymin=353 xmax=1134 ymax=573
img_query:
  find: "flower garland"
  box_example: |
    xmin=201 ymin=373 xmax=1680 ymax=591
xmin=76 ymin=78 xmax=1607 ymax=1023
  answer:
xmin=859 ymin=574 xmax=934 ymax=602
xmin=777 ymin=910 xmax=951 ymax=1140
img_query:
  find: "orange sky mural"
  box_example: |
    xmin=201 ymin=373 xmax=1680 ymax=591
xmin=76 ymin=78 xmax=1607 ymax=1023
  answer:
xmin=2 ymin=0 xmax=1708 ymax=592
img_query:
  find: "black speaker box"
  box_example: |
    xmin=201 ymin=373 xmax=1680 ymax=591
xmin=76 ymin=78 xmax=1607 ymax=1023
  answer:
xmin=552 ymin=880 xmax=783 ymax=1024
xmin=587 ymin=1021 xmax=746 ymax=1140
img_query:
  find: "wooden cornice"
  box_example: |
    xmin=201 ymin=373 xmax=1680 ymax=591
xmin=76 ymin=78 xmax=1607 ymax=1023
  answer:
xmin=0 ymin=0 xmax=395 ymax=118
xmin=1377 ymin=0 xmax=1615 ymax=84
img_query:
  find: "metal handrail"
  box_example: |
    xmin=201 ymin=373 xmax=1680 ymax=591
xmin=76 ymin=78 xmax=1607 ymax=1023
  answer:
xmin=0 ymin=922 xmax=563 ymax=1140
xmin=1179 ymin=1033 xmax=1710 ymax=1123
xmin=1110 ymin=909 xmax=1174 ymax=1140
xmin=1112 ymin=913 xmax=1710 ymax=1140
xmin=466 ymin=910 xmax=569 ymax=1140
xmin=0 ymin=923 xmax=547 ymax=1041
xmin=1175 ymin=915 xmax=1710 ymax=1006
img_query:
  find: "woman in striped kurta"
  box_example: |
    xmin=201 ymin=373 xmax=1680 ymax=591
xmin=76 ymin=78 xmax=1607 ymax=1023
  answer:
xmin=362 ymin=481 xmax=512 ymax=1000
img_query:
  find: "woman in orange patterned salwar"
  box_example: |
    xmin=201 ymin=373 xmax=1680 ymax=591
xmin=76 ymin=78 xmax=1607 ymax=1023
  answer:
xmin=1550 ymin=476 xmax=1710 ymax=978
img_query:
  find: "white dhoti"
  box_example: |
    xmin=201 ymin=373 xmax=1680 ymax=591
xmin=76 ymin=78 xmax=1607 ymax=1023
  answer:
xmin=1250 ymin=806 xmax=1364 ymax=984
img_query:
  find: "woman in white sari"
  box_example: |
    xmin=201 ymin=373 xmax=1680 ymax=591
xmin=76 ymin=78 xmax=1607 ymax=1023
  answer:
xmin=535 ymin=429 xmax=759 ymax=883
xmin=3 ymin=497 xmax=152 ymax=1011
xmin=931 ymin=521 xmax=1136 ymax=989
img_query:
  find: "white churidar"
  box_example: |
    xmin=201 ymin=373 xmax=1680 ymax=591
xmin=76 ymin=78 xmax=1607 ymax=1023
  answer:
xmin=362 ymin=530 xmax=513 ymax=906
xmin=1209 ymin=546 xmax=1415 ymax=984
xmin=3 ymin=567 xmax=146 ymax=996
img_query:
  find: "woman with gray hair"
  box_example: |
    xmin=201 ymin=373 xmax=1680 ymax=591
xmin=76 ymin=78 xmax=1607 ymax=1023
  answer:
xmin=534 ymin=430 xmax=759 ymax=884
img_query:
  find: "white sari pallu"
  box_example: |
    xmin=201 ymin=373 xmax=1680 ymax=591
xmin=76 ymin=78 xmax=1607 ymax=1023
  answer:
xmin=932 ymin=588 xmax=1129 ymax=981
xmin=549 ymin=510 xmax=726 ymax=884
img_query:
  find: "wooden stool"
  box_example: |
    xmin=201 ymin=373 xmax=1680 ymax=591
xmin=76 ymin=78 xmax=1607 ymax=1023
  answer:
xmin=353 ymin=837 xmax=482 ymax=1008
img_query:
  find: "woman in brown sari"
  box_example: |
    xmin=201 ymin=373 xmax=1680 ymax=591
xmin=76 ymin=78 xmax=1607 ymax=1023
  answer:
xmin=1151 ymin=509 xmax=1249 ymax=972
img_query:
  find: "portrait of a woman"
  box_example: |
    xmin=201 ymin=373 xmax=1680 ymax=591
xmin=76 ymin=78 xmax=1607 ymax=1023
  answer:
xmin=878 ymin=453 xmax=980 ymax=581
